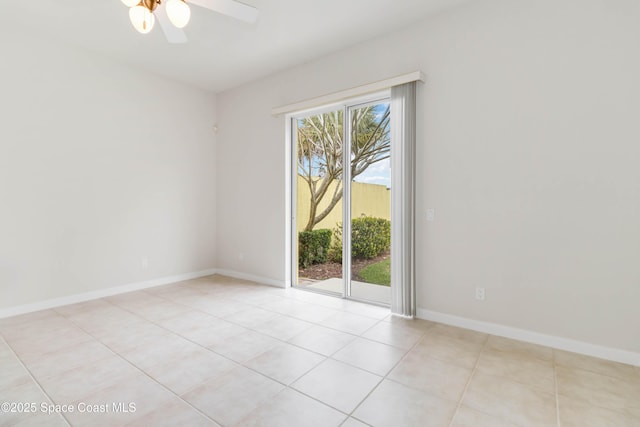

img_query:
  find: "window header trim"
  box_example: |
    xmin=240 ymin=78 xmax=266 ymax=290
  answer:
xmin=272 ymin=71 xmax=424 ymax=117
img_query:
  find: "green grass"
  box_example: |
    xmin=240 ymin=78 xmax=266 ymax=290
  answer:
xmin=358 ymin=259 xmax=390 ymax=286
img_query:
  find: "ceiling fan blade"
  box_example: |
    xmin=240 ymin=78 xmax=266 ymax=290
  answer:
xmin=156 ymin=5 xmax=188 ymax=44
xmin=189 ymin=0 xmax=259 ymax=24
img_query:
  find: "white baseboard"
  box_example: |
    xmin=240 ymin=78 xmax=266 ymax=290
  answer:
xmin=0 ymin=268 xmax=218 ymax=319
xmin=215 ymin=269 xmax=286 ymax=288
xmin=6 ymin=271 xmax=635 ymax=367
xmin=417 ymin=308 xmax=640 ymax=367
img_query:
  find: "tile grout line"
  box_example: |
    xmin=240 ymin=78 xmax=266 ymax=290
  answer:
xmin=103 ymin=294 xmax=327 ymax=389
xmin=149 ymin=283 xmax=390 ymax=345
xmin=345 ymin=321 xmax=436 ymax=425
xmin=138 ymin=291 xmax=397 ymax=414
xmin=339 ymin=416 xmax=372 ymax=427
xmin=146 ymin=289 xmax=362 ymax=359
xmin=277 ymin=386 xmax=352 ymax=421
xmin=159 ymin=290 xmax=398 ymax=423
xmin=9 ymin=281 xmax=505 ymax=426
xmin=447 ymin=333 xmax=490 ymax=427
xmin=11 ymin=282 xmax=639 ymax=426
xmin=148 ymin=282 xmax=405 ymax=364
xmin=221 ymin=283 xmax=393 ymax=322
xmin=3 ymin=293 xmax=419 ymax=427
xmin=0 ymin=334 xmax=72 ymax=427
xmin=137 ymin=285 xmax=411 ymax=423
xmin=267 ymin=315 xmax=429 ymax=424
xmin=56 ymin=303 xmax=222 ymax=426
xmin=96 ymin=294 xmax=360 ymax=421
xmin=166 ymin=280 xmax=373 ymax=319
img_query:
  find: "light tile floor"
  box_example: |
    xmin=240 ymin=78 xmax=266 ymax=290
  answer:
xmin=0 ymin=275 xmax=639 ymax=427
xmin=304 ymin=278 xmax=391 ymax=305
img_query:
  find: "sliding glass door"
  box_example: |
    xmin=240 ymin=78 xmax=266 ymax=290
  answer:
xmin=294 ymin=107 xmax=345 ymax=298
xmin=292 ymin=94 xmax=392 ymax=305
xmin=346 ymin=101 xmax=391 ymax=304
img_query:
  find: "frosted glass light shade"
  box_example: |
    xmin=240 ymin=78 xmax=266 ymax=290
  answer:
xmin=121 ymin=0 xmax=140 ymax=7
xmin=129 ymin=5 xmax=155 ymax=34
xmin=166 ymin=0 xmax=191 ymax=28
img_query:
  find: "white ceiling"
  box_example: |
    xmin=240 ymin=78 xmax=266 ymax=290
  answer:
xmin=1 ymin=0 xmax=469 ymax=92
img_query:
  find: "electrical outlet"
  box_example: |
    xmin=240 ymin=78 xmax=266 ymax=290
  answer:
xmin=238 ymin=253 xmax=245 ymax=261
xmin=475 ymin=287 xmax=485 ymax=301
xmin=141 ymin=257 xmax=149 ymax=269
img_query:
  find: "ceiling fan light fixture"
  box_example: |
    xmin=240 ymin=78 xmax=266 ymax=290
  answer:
xmin=121 ymin=0 xmax=140 ymax=7
xmin=166 ymin=0 xmax=191 ymax=29
xmin=129 ymin=5 xmax=155 ymax=34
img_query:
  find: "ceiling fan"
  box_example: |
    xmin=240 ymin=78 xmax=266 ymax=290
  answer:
xmin=120 ymin=0 xmax=258 ymax=44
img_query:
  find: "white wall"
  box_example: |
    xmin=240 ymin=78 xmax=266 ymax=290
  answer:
xmin=216 ymin=0 xmax=640 ymax=354
xmin=0 ymin=30 xmax=217 ymax=309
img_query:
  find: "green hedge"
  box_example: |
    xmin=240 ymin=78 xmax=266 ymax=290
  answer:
xmin=328 ymin=224 xmax=343 ymax=263
xmin=298 ymin=229 xmax=332 ymax=268
xmin=327 ymin=216 xmax=391 ymax=263
xmin=352 ymin=216 xmax=390 ymax=259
